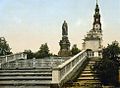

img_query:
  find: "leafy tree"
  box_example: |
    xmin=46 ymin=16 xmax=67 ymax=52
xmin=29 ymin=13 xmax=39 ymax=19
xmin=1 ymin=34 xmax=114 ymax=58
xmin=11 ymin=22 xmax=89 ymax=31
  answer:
xmin=93 ymin=41 xmax=120 ymax=86
xmin=24 ymin=50 xmax=34 ymax=59
xmin=35 ymin=43 xmax=50 ymax=58
xmin=102 ymin=41 xmax=120 ymax=61
xmin=0 ymin=37 xmax=12 ymax=56
xmin=71 ymin=44 xmax=81 ymax=56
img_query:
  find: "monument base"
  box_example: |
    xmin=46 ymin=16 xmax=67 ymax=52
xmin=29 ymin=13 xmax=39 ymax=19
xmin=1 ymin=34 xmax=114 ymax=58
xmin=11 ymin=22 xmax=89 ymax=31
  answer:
xmin=58 ymin=50 xmax=71 ymax=57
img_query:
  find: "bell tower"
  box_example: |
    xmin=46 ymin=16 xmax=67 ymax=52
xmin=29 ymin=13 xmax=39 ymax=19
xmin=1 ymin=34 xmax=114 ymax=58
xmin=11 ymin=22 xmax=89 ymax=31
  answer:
xmin=58 ymin=21 xmax=71 ymax=57
xmin=82 ymin=0 xmax=103 ymax=52
xmin=93 ymin=0 xmax=102 ymax=35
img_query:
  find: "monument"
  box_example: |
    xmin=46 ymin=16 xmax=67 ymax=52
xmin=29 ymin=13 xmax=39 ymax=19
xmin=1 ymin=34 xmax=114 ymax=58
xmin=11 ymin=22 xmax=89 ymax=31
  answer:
xmin=58 ymin=21 xmax=71 ymax=57
xmin=82 ymin=0 xmax=103 ymax=56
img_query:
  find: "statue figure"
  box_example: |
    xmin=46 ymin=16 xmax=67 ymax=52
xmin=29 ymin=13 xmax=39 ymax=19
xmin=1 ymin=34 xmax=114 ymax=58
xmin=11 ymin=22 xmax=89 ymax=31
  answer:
xmin=62 ymin=20 xmax=68 ymax=36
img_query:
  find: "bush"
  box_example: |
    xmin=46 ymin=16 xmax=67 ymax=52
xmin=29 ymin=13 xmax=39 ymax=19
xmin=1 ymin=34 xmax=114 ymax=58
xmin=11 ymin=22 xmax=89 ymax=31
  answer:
xmin=93 ymin=41 xmax=120 ymax=86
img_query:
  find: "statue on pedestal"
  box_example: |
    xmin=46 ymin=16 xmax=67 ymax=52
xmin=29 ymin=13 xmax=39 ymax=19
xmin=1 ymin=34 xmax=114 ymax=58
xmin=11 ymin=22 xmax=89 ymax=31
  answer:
xmin=58 ymin=21 xmax=71 ymax=57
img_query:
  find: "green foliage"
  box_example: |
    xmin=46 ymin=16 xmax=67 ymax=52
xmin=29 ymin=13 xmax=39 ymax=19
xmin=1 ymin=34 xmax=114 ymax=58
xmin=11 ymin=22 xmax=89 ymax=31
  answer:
xmin=24 ymin=50 xmax=34 ymax=59
xmin=71 ymin=44 xmax=81 ymax=56
xmin=35 ymin=43 xmax=50 ymax=58
xmin=24 ymin=43 xmax=53 ymax=59
xmin=0 ymin=37 xmax=12 ymax=56
xmin=93 ymin=59 xmax=119 ymax=85
xmin=102 ymin=41 xmax=120 ymax=61
xmin=93 ymin=41 xmax=120 ymax=86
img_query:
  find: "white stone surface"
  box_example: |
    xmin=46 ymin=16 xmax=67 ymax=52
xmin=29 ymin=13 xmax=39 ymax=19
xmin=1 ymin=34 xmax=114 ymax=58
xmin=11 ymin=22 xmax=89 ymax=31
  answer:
xmin=83 ymin=39 xmax=101 ymax=51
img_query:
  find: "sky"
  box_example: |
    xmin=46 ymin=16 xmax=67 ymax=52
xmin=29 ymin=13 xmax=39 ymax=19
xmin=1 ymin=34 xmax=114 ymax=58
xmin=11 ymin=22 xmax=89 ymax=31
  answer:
xmin=0 ymin=0 xmax=120 ymax=54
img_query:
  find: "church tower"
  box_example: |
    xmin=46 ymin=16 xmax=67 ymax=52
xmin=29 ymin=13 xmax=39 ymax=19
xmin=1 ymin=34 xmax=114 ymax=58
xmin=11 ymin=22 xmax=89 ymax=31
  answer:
xmin=58 ymin=21 xmax=71 ymax=57
xmin=82 ymin=0 xmax=103 ymax=53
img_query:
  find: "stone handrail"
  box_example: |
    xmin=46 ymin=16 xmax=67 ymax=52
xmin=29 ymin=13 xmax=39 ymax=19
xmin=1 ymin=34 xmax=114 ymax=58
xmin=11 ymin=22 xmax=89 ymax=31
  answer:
xmin=51 ymin=50 xmax=87 ymax=87
xmin=0 ymin=52 xmax=27 ymax=68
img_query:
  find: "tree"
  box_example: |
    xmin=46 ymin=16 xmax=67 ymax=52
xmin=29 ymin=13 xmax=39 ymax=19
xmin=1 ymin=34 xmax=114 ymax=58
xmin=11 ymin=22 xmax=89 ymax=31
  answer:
xmin=71 ymin=44 xmax=81 ymax=56
xmin=24 ymin=50 xmax=34 ymax=59
xmin=35 ymin=43 xmax=50 ymax=58
xmin=102 ymin=40 xmax=120 ymax=61
xmin=93 ymin=41 xmax=120 ymax=86
xmin=0 ymin=37 xmax=12 ymax=56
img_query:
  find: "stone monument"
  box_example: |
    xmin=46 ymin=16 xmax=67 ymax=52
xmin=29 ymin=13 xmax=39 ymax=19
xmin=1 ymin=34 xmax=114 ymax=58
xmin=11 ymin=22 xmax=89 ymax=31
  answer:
xmin=58 ymin=21 xmax=71 ymax=57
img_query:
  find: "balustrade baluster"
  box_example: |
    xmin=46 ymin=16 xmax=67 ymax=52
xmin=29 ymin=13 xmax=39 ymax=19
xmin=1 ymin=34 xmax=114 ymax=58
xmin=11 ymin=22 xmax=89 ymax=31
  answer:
xmin=15 ymin=60 xmax=18 ymax=69
xmin=8 ymin=62 xmax=9 ymax=69
xmin=5 ymin=56 xmax=7 ymax=62
xmin=33 ymin=58 xmax=36 ymax=68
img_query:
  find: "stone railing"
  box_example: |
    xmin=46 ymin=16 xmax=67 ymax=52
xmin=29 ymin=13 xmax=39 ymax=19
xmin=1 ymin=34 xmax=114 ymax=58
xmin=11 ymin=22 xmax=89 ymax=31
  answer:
xmin=87 ymin=51 xmax=102 ymax=58
xmin=0 ymin=52 xmax=27 ymax=68
xmin=51 ymin=50 xmax=88 ymax=87
xmin=1 ymin=57 xmax=65 ymax=69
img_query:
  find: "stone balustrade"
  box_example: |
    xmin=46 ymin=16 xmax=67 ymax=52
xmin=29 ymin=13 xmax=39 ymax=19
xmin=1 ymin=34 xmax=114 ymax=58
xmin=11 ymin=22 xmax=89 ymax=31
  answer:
xmin=0 ymin=57 xmax=65 ymax=69
xmin=0 ymin=52 xmax=27 ymax=68
xmin=87 ymin=51 xmax=102 ymax=58
xmin=51 ymin=50 xmax=88 ymax=87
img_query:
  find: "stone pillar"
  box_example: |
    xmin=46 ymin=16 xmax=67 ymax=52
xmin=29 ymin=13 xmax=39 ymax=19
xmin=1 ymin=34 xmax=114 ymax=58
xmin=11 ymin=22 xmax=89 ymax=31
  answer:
xmin=51 ymin=68 xmax=60 ymax=88
xmin=94 ymin=51 xmax=98 ymax=57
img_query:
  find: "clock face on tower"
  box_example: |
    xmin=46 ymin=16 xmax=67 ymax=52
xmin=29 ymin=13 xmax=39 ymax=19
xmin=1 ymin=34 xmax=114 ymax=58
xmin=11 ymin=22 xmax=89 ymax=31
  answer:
xmin=96 ymin=18 xmax=99 ymax=22
xmin=94 ymin=24 xmax=100 ymax=29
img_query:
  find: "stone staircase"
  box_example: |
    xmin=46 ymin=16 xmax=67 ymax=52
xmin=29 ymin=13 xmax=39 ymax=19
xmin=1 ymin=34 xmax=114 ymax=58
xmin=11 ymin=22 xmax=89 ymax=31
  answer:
xmin=0 ymin=67 xmax=52 ymax=88
xmin=63 ymin=57 xmax=102 ymax=88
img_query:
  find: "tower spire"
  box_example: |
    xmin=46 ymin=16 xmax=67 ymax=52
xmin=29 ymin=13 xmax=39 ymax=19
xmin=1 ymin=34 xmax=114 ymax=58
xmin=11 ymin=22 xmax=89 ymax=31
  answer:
xmin=95 ymin=0 xmax=99 ymax=13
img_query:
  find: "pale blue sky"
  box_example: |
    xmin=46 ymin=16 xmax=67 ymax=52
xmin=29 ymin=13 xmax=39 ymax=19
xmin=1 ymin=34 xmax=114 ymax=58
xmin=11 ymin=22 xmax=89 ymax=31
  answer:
xmin=0 ymin=0 xmax=120 ymax=54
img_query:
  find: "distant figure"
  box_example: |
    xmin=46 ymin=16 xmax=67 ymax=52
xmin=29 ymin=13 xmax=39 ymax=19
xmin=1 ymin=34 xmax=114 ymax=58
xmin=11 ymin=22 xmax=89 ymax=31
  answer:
xmin=62 ymin=20 xmax=68 ymax=36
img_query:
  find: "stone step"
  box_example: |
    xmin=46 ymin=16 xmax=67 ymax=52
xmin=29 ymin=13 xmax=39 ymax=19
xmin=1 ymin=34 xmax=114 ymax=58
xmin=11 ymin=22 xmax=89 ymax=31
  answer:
xmin=73 ymin=81 xmax=101 ymax=85
xmin=89 ymin=60 xmax=94 ymax=63
xmin=81 ymin=73 xmax=97 ymax=77
xmin=0 ymin=73 xmax=52 ymax=76
xmin=0 ymin=76 xmax=52 ymax=80
xmin=88 ymin=63 xmax=95 ymax=65
xmin=0 ymin=67 xmax=52 ymax=70
xmin=84 ymin=67 xmax=91 ymax=70
xmin=1 ymin=67 xmax=51 ymax=69
xmin=64 ymin=81 xmax=101 ymax=88
xmin=77 ymin=80 xmax=101 ymax=83
xmin=82 ymin=70 xmax=91 ymax=73
xmin=90 ymin=57 xmax=101 ymax=61
xmin=0 ymin=85 xmax=50 ymax=88
xmin=78 ymin=77 xmax=99 ymax=80
xmin=0 ymin=64 xmax=52 ymax=88
xmin=62 ymin=58 xmax=102 ymax=88
xmin=0 ymin=69 xmax=52 ymax=73
xmin=66 ymin=80 xmax=101 ymax=84
xmin=0 ymin=80 xmax=51 ymax=85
